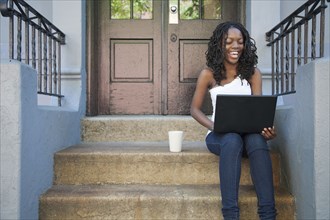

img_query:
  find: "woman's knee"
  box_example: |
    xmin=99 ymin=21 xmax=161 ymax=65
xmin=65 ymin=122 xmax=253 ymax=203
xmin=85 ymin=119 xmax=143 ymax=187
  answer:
xmin=244 ymin=133 xmax=269 ymax=154
xmin=223 ymin=133 xmax=243 ymax=145
xmin=206 ymin=132 xmax=243 ymax=155
xmin=220 ymin=133 xmax=244 ymax=154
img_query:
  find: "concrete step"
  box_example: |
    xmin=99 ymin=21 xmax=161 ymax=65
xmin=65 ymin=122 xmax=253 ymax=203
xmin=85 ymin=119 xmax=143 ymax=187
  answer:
xmin=54 ymin=142 xmax=281 ymax=186
xmin=81 ymin=116 xmax=207 ymax=142
xmin=39 ymin=184 xmax=295 ymax=220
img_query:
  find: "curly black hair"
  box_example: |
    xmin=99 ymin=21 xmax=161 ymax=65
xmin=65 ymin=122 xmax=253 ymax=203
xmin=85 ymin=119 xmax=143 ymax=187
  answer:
xmin=206 ymin=21 xmax=258 ymax=84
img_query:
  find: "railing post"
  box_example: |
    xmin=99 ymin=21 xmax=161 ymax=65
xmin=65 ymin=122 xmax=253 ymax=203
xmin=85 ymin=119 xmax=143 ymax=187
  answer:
xmin=319 ymin=0 xmax=326 ymax=57
xmin=9 ymin=0 xmax=14 ymax=59
xmin=58 ymin=43 xmax=62 ymax=106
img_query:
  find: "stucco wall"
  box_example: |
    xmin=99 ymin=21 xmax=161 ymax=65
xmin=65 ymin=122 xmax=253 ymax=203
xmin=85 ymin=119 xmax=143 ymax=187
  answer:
xmin=1 ymin=0 xmax=86 ymax=218
xmin=0 ymin=62 xmax=83 ymax=219
xmin=269 ymin=58 xmax=330 ymax=220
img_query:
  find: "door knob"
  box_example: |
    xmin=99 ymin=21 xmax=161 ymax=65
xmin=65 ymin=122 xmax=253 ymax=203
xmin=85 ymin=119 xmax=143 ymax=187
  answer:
xmin=170 ymin=33 xmax=177 ymax=42
xmin=170 ymin=6 xmax=177 ymax=13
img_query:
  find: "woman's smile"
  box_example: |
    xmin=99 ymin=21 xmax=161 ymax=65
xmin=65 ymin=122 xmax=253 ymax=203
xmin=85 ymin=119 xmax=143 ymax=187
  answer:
xmin=224 ymin=27 xmax=244 ymax=64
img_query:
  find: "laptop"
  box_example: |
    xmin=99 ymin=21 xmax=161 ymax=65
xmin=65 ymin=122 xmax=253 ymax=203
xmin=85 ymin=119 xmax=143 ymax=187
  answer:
xmin=213 ymin=95 xmax=278 ymax=133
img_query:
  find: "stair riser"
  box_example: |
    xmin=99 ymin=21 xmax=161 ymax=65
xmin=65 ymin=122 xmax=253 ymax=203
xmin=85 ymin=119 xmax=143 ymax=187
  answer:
xmin=54 ymin=153 xmax=280 ymax=186
xmin=39 ymin=196 xmax=294 ymax=220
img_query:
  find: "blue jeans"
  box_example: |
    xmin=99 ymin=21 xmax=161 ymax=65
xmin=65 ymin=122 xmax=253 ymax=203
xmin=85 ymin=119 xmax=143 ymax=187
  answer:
xmin=206 ymin=132 xmax=277 ymax=220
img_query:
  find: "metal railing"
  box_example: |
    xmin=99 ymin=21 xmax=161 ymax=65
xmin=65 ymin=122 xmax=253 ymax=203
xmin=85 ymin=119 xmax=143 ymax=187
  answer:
xmin=0 ymin=0 xmax=65 ymax=106
xmin=265 ymin=0 xmax=329 ymax=96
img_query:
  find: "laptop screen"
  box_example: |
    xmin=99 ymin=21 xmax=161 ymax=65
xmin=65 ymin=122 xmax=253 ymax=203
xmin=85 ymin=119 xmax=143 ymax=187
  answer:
xmin=213 ymin=95 xmax=277 ymax=133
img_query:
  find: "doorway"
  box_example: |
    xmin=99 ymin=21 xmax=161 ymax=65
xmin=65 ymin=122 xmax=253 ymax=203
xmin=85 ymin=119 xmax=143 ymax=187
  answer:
xmin=87 ymin=0 xmax=244 ymax=115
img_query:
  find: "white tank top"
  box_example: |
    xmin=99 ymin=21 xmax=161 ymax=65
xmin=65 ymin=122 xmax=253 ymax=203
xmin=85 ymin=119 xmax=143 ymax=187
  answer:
xmin=209 ymin=77 xmax=251 ymax=131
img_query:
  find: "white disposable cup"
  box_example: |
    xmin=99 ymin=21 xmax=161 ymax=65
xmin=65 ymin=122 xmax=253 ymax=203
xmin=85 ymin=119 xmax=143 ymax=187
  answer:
xmin=168 ymin=131 xmax=184 ymax=152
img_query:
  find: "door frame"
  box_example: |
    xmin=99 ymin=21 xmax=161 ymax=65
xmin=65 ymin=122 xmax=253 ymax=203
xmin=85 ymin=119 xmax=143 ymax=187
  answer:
xmin=86 ymin=0 xmax=246 ymax=116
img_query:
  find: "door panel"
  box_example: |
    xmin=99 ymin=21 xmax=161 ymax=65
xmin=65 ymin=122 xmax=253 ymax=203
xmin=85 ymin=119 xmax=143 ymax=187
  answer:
xmin=96 ymin=0 xmax=242 ymax=115
xmin=97 ymin=0 xmax=162 ymax=114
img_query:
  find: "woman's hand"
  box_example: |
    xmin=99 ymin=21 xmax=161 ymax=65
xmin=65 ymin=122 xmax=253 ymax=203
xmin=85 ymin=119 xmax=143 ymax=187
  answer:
xmin=261 ymin=126 xmax=277 ymax=140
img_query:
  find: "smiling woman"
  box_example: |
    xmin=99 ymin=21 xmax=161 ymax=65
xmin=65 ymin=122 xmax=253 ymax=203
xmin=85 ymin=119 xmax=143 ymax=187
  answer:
xmin=190 ymin=21 xmax=277 ymax=220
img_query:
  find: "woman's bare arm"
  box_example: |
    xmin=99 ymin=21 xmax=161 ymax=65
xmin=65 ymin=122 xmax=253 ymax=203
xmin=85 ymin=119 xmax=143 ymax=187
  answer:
xmin=190 ymin=69 xmax=214 ymax=131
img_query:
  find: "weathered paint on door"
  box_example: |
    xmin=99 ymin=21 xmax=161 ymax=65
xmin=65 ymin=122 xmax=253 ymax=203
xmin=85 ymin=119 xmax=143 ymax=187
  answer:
xmin=96 ymin=0 xmax=243 ymax=115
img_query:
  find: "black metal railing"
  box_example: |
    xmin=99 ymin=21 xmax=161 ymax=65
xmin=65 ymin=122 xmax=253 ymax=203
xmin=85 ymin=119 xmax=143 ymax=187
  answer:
xmin=265 ymin=0 xmax=329 ymax=96
xmin=0 ymin=0 xmax=65 ymax=106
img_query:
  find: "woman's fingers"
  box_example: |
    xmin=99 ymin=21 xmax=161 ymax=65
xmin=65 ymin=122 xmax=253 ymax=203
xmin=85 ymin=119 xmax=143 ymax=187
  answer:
xmin=261 ymin=126 xmax=276 ymax=140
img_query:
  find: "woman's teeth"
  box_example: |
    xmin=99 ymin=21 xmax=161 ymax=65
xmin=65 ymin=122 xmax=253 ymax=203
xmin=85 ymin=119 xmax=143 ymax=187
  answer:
xmin=230 ymin=51 xmax=239 ymax=58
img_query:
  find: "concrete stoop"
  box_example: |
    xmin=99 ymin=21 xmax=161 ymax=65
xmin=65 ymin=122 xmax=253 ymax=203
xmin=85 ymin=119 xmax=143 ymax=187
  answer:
xmin=39 ymin=117 xmax=296 ymax=219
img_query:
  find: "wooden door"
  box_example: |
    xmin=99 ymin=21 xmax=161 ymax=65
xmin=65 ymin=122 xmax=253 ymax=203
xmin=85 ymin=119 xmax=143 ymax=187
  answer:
xmin=95 ymin=0 xmax=243 ymax=115
xmin=97 ymin=0 xmax=162 ymax=114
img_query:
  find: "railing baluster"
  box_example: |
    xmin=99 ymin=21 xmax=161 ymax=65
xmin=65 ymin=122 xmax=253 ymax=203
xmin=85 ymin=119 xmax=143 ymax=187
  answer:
xmin=43 ymin=32 xmax=47 ymax=93
xmin=48 ymin=34 xmax=52 ymax=94
xmin=25 ymin=7 xmax=29 ymax=64
xmin=17 ymin=16 xmax=22 ymax=61
xmin=285 ymin=34 xmax=290 ymax=92
xmin=32 ymin=25 xmax=36 ymax=69
xmin=304 ymin=7 xmax=308 ymax=64
xmin=291 ymin=18 xmax=296 ymax=92
xmin=38 ymin=18 xmax=42 ymax=93
xmin=53 ymin=39 xmax=57 ymax=95
xmin=297 ymin=25 xmax=302 ymax=66
xmin=280 ymin=25 xmax=284 ymax=94
xmin=311 ymin=14 xmax=316 ymax=60
xmin=9 ymin=0 xmax=14 ymax=59
xmin=319 ymin=0 xmax=325 ymax=57
xmin=275 ymin=40 xmax=280 ymax=94
xmin=271 ymin=33 xmax=275 ymax=95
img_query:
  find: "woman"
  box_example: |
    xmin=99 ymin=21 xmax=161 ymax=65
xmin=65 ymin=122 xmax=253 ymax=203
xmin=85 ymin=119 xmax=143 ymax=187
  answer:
xmin=190 ymin=21 xmax=277 ymax=220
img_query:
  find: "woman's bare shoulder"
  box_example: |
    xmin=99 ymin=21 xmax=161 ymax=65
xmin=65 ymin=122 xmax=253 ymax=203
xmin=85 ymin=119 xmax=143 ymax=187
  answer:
xmin=199 ymin=67 xmax=214 ymax=80
xmin=197 ymin=68 xmax=216 ymax=87
xmin=249 ymin=67 xmax=262 ymax=83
